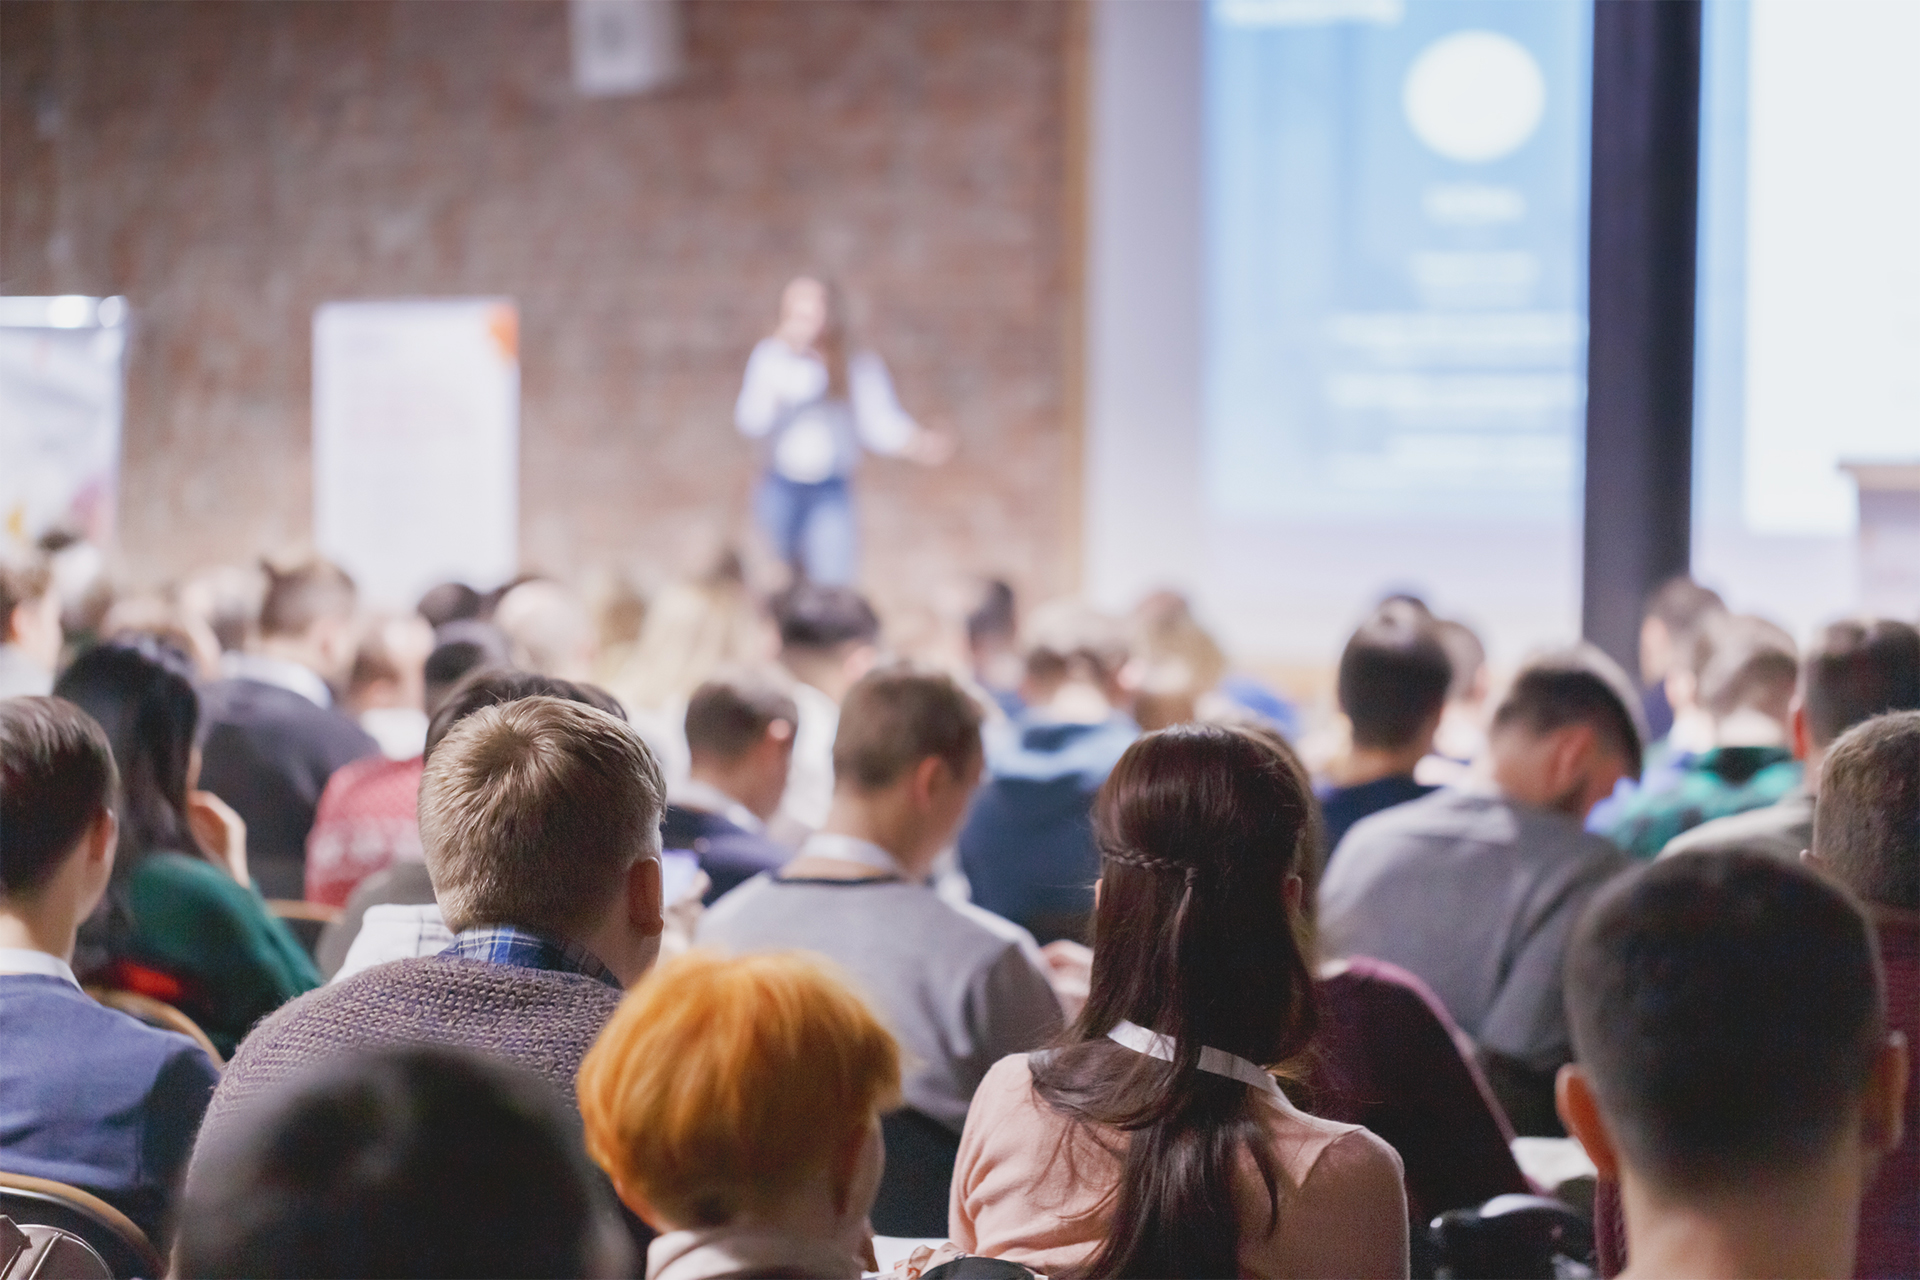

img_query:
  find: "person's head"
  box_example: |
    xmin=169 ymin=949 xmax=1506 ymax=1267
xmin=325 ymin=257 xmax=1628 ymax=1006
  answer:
xmin=1640 ymin=575 xmax=1727 ymax=687
xmin=177 ymin=563 xmax=267 ymax=654
xmin=177 ymin=1045 xmax=628 ymax=1279
xmin=1797 ymin=619 xmax=1920 ymax=772
xmin=1488 ymin=645 xmax=1644 ymax=818
xmin=775 ymin=276 xmax=849 ymax=396
xmin=1128 ymin=592 xmax=1228 ymax=732
xmin=493 ymin=579 xmax=597 ymax=682
xmin=1695 ymin=614 xmax=1798 ymax=742
xmin=829 ymin=666 xmax=983 ymax=869
xmin=1031 ymin=724 xmax=1319 ymax=1280
xmin=1434 ymin=617 xmax=1488 ymax=707
xmin=0 ymin=547 xmax=62 ymax=674
xmin=52 ymin=636 xmax=210 ymax=872
xmin=1811 ymin=711 xmax=1920 ymax=913
xmin=684 ymin=671 xmax=798 ymax=822
xmin=1019 ymin=599 xmax=1131 ymax=718
xmin=345 ymin=614 xmax=435 ymax=716
xmin=256 ymin=558 xmax=360 ymax=685
xmin=578 ymin=950 xmax=899 ymax=1251
xmin=774 ymin=582 xmax=880 ymax=700
xmin=0 ymin=697 xmax=119 ymax=947
xmin=965 ymin=578 xmax=1020 ymax=689
xmin=1337 ymin=601 xmax=1452 ymax=756
xmin=419 ymin=696 xmax=666 ymax=984
xmin=1558 ymin=853 xmax=1906 ymax=1240
xmin=421 ymin=668 xmax=627 ymax=762
xmin=416 ymin=580 xmax=484 ymax=630
xmin=421 ymin=620 xmax=514 ymax=718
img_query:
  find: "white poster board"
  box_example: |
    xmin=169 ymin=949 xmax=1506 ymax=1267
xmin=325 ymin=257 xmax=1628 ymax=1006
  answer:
xmin=313 ymin=299 xmax=519 ymax=608
xmin=0 ymin=295 xmax=127 ymax=550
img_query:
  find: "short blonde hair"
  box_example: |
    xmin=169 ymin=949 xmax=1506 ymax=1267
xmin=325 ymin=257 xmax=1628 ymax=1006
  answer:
xmin=418 ymin=696 xmax=664 ymax=936
xmin=577 ymin=950 xmax=902 ymax=1228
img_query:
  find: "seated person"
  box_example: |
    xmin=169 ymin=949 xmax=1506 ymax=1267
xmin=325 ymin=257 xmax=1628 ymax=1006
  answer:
xmin=1605 ymin=614 xmax=1802 ymax=858
xmin=953 ymin=725 xmax=1407 ymax=1278
xmin=1559 ymin=851 xmax=1907 ymax=1280
xmin=1660 ymin=618 xmax=1920 ymax=862
xmin=178 ymin=1045 xmax=628 ymax=1279
xmin=1635 ymin=576 xmax=1727 ymax=746
xmin=957 ymin=602 xmax=1138 ymax=943
xmin=662 ymin=671 xmax=798 ymax=903
xmin=578 ymin=950 xmax=899 ymax=1280
xmin=304 ymin=620 xmax=511 ymax=908
xmin=56 ymin=638 xmax=320 ymax=1054
xmin=0 ymin=548 xmax=61 ymax=699
xmin=698 ymin=667 xmax=1062 ymax=1232
xmin=198 ymin=558 xmax=379 ymax=897
xmin=1319 ymin=646 xmax=1640 ymax=1135
xmin=191 ymin=696 xmax=667 ymax=1205
xmin=1318 ymin=601 xmax=1451 ymax=856
xmin=772 ymin=582 xmax=882 ymax=833
xmin=0 ymin=696 xmax=220 ymax=1247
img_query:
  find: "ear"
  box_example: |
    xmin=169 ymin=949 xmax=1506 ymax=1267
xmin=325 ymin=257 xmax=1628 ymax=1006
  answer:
xmin=911 ymin=755 xmax=947 ymax=808
xmin=1862 ymin=1031 xmax=1909 ymax=1159
xmin=627 ymin=856 xmax=664 ymax=939
xmin=830 ymin=1122 xmax=871 ymax=1217
xmin=1093 ymin=877 xmax=1102 ymax=909
xmin=1556 ymin=1064 xmax=1622 ymax=1180
xmin=1790 ymin=700 xmax=1812 ymax=762
xmin=1549 ymin=723 xmax=1598 ymax=791
xmin=1284 ymin=873 xmax=1303 ymax=913
xmin=88 ymin=807 xmax=118 ymax=868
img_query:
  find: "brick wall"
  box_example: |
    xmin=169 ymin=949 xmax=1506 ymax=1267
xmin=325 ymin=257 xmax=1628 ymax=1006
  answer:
xmin=0 ymin=0 xmax=1078 ymax=621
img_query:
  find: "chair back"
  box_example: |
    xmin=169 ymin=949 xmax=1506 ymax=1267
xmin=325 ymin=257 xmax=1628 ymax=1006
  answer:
xmin=84 ymin=989 xmax=222 ymax=1069
xmin=267 ymin=899 xmax=342 ymax=960
xmin=0 ymin=1176 xmax=161 ymax=1280
xmin=0 ymin=1215 xmax=113 ymax=1280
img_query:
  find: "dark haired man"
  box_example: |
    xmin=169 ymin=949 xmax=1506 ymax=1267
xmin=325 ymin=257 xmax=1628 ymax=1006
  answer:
xmin=1319 ymin=602 xmax=1452 ymax=856
xmin=1560 ymin=851 xmax=1907 ymax=1280
xmin=772 ymin=581 xmax=882 ymax=832
xmin=662 ymin=670 xmax=798 ymax=902
xmin=0 ymin=696 xmax=220 ymax=1245
xmin=1319 ymin=645 xmax=1641 ymax=1133
xmin=199 ymin=557 xmax=379 ymax=897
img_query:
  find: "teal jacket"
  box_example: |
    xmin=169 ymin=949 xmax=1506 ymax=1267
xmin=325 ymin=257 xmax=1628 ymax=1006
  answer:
xmin=1602 ymin=746 xmax=1803 ymax=860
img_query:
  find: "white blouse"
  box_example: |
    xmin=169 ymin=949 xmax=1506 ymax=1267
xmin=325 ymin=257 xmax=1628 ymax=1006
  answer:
xmin=733 ymin=338 xmax=918 ymax=483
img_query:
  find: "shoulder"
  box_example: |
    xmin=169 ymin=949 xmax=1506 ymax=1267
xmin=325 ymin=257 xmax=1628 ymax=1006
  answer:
xmin=129 ymin=851 xmax=257 ymax=911
xmin=2 ymin=977 xmax=213 ymax=1073
xmin=965 ymin=1054 xmax=1047 ymax=1133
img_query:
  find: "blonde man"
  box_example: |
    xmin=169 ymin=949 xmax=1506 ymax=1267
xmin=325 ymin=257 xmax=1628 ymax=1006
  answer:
xmin=189 ymin=697 xmax=666 ymax=1190
xmin=579 ymin=951 xmax=900 ymax=1280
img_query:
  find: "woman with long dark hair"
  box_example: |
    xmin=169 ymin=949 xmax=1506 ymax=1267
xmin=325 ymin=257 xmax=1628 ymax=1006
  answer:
xmin=58 ymin=637 xmax=319 ymax=1053
xmin=951 ymin=725 xmax=1408 ymax=1278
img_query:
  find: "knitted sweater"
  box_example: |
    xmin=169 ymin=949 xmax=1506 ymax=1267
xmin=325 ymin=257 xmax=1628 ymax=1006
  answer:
xmin=191 ymin=955 xmax=622 ymax=1173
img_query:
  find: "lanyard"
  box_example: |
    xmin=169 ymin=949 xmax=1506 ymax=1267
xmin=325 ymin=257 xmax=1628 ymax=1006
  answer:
xmin=1107 ymin=1019 xmax=1284 ymax=1100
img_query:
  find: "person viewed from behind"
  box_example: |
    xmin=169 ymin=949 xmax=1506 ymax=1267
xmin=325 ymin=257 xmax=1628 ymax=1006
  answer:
xmin=966 ymin=578 xmax=1023 ymax=717
xmin=662 ymin=672 xmax=797 ymax=903
xmin=698 ymin=666 xmax=1062 ymax=1235
xmin=494 ymin=578 xmax=599 ymax=682
xmin=958 ymin=601 xmax=1139 ymax=944
xmin=1636 ymin=575 xmax=1726 ymax=745
xmin=1416 ymin=617 xmax=1491 ymax=786
xmin=341 ymin=612 xmax=436 ymax=760
xmin=0 ymin=697 xmax=220 ymax=1246
xmin=1660 ymin=618 xmax=1920 ymax=862
xmin=1603 ymin=614 xmax=1801 ymax=858
xmin=578 ymin=950 xmax=899 ymax=1280
xmin=735 ymin=276 xmax=950 ymax=587
xmin=1558 ymin=852 xmax=1907 ymax=1280
xmin=198 ymin=557 xmax=379 ymax=898
xmin=1318 ymin=601 xmax=1451 ymax=857
xmin=772 ymin=581 xmax=882 ymax=833
xmin=178 ymin=1045 xmax=629 ymax=1279
xmin=953 ymin=725 xmax=1407 ymax=1279
xmin=54 ymin=638 xmax=320 ymax=1054
xmin=1318 ymin=646 xmax=1640 ymax=1135
xmin=0 ymin=548 xmax=63 ymax=699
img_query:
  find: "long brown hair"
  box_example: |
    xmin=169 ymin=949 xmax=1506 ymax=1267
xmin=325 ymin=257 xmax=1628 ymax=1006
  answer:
xmin=1029 ymin=724 xmax=1319 ymax=1279
xmin=814 ymin=279 xmax=851 ymax=400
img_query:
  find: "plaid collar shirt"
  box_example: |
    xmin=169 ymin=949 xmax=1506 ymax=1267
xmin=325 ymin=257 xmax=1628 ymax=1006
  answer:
xmin=439 ymin=925 xmax=621 ymax=990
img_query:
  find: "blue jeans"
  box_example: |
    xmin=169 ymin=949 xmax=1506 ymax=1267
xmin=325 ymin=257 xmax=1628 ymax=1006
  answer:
xmin=756 ymin=474 xmax=857 ymax=585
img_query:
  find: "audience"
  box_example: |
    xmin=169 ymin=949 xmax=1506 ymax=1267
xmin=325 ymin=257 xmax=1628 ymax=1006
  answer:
xmin=55 ymin=638 xmax=320 ymax=1053
xmin=1560 ymin=852 xmax=1907 ymax=1280
xmin=953 ymin=724 xmax=1408 ymax=1278
xmin=965 ymin=577 xmax=1023 ymax=716
xmin=303 ymin=621 xmax=510 ymax=908
xmin=0 ymin=549 xmax=62 ymax=699
xmin=578 ymin=950 xmax=899 ymax=1280
xmin=1603 ymin=614 xmax=1801 ymax=858
xmin=1636 ymin=575 xmax=1727 ymax=745
xmin=1318 ymin=601 xmax=1451 ymax=855
xmin=495 ymin=577 xmax=599 ymax=682
xmin=1319 ymin=645 xmax=1641 ymax=1134
xmin=342 ymin=612 xmax=436 ymax=759
xmin=176 ymin=563 xmax=266 ymax=656
xmin=661 ymin=672 xmax=798 ymax=903
xmin=415 ymin=579 xmax=484 ymax=630
xmin=197 ymin=558 xmax=380 ymax=898
xmin=958 ymin=601 xmax=1138 ymax=944
xmin=1660 ymin=618 xmax=1920 ymax=862
xmin=0 ymin=696 xmax=220 ymax=1246
xmin=770 ymin=582 xmax=882 ymax=832
xmin=178 ymin=1044 xmax=629 ymax=1279
xmin=698 ymin=666 xmax=1062 ymax=1233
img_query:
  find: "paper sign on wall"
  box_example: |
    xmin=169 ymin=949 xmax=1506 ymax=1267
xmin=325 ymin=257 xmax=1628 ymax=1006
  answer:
xmin=313 ymin=299 xmax=519 ymax=609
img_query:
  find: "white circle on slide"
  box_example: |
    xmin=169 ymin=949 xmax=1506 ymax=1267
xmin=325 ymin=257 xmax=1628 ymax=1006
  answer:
xmin=1403 ymin=31 xmax=1546 ymax=164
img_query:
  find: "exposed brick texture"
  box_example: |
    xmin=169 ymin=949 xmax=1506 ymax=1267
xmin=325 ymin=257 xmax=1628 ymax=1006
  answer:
xmin=0 ymin=0 xmax=1076 ymax=617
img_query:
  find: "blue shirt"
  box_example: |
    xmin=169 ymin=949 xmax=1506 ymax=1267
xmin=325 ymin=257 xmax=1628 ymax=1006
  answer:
xmin=0 ymin=969 xmax=219 ymax=1245
xmin=438 ymin=926 xmax=621 ymax=990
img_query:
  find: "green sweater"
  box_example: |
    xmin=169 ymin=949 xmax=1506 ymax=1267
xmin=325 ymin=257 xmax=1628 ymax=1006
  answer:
xmin=121 ymin=852 xmax=321 ymax=1054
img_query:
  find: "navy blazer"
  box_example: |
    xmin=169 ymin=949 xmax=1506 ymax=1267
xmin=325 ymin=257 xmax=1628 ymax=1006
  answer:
xmin=659 ymin=805 xmax=791 ymax=904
